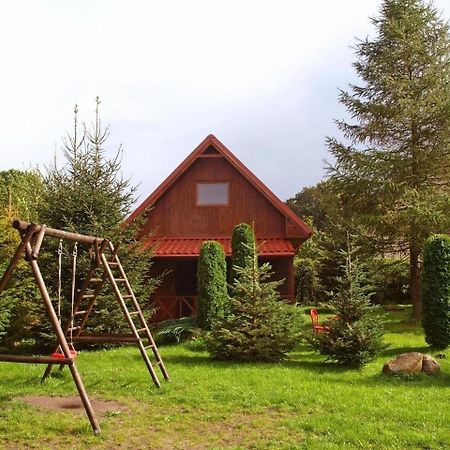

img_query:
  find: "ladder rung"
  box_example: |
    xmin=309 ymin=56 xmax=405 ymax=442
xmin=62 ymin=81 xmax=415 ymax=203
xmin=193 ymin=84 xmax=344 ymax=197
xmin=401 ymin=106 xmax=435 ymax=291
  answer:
xmin=91 ymin=278 xmax=103 ymax=283
xmin=115 ymin=278 xmax=126 ymax=282
xmin=152 ymin=361 xmax=162 ymax=367
xmin=74 ymin=310 xmax=87 ymax=315
xmin=122 ymin=294 xmax=133 ymax=298
xmin=136 ymin=328 xmax=147 ymax=333
xmin=144 ymin=344 xmax=155 ymax=350
xmin=68 ymin=326 xmax=81 ymax=331
xmin=130 ymin=311 xmax=140 ymax=316
xmin=83 ymin=294 xmax=95 ymax=298
xmin=108 ymin=261 xmax=119 ymax=266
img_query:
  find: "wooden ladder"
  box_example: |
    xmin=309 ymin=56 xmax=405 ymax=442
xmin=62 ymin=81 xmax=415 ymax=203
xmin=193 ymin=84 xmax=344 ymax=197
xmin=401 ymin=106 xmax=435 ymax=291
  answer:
xmin=42 ymin=241 xmax=169 ymax=387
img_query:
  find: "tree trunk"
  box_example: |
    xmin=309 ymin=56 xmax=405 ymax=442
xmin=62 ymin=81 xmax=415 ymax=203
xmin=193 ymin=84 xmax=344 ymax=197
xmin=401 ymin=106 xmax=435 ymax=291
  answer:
xmin=410 ymin=245 xmax=421 ymax=321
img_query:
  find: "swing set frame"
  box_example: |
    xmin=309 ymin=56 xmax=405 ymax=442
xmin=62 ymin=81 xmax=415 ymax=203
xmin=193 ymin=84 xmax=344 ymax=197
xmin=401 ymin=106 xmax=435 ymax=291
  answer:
xmin=0 ymin=220 xmax=168 ymax=434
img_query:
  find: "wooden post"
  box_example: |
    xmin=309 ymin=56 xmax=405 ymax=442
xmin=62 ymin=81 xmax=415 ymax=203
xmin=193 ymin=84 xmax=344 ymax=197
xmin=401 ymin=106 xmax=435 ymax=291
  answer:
xmin=0 ymin=224 xmax=36 ymax=293
xmin=25 ymin=242 xmax=101 ymax=434
xmin=31 ymin=224 xmax=46 ymax=259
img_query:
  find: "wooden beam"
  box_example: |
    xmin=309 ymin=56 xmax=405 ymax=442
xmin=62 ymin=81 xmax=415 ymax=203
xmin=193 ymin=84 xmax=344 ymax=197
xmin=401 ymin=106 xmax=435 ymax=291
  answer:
xmin=13 ymin=220 xmax=105 ymax=246
xmin=0 ymin=354 xmax=73 ymax=365
xmin=73 ymin=334 xmax=139 ymax=343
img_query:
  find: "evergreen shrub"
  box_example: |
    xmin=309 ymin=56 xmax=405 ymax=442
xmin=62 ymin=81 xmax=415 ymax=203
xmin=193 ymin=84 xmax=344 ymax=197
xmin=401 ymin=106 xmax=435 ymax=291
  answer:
xmin=197 ymin=241 xmax=229 ymax=330
xmin=421 ymin=234 xmax=450 ymax=349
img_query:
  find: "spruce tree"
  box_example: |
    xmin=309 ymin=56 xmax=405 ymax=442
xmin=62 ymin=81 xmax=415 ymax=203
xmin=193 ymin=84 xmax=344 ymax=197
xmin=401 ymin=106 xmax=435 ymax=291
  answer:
xmin=207 ymin=242 xmax=302 ymax=362
xmin=308 ymin=237 xmax=385 ymax=367
xmin=327 ymin=0 xmax=450 ymax=320
xmin=38 ymin=98 xmax=156 ymax=342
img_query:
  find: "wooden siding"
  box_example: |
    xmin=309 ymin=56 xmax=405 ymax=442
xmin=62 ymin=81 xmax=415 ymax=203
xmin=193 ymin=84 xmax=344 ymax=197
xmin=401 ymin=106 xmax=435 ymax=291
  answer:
xmin=140 ymin=156 xmax=286 ymax=238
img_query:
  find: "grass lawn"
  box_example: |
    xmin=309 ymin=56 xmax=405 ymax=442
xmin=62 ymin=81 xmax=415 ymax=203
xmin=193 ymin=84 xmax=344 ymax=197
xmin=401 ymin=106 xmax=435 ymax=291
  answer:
xmin=0 ymin=307 xmax=448 ymax=449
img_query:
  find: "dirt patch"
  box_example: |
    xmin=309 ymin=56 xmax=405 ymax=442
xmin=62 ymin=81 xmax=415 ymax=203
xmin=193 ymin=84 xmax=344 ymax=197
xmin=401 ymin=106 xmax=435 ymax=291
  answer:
xmin=17 ymin=395 xmax=127 ymax=417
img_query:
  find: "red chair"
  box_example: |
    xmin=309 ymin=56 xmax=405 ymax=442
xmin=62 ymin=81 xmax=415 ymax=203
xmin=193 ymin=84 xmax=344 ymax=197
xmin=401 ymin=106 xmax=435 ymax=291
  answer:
xmin=310 ymin=308 xmax=331 ymax=334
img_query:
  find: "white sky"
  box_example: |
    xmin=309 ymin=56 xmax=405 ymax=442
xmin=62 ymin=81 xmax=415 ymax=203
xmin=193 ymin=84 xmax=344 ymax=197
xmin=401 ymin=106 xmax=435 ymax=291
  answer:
xmin=1 ymin=0 xmax=450 ymax=205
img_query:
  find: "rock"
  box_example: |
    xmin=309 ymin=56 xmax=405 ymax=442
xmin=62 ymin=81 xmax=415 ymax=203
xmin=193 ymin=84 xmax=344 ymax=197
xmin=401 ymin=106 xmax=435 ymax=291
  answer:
xmin=421 ymin=354 xmax=441 ymax=375
xmin=382 ymin=352 xmax=423 ymax=375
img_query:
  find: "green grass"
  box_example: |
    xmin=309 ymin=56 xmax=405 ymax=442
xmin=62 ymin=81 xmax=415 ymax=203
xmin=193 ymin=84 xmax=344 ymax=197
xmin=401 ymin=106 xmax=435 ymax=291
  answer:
xmin=0 ymin=307 xmax=449 ymax=449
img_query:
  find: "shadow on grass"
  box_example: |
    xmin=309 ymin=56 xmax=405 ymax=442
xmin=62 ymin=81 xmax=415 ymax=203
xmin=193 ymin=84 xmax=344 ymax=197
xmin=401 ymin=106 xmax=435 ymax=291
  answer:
xmin=161 ymin=350 xmax=356 ymax=375
xmin=363 ymin=371 xmax=450 ymax=388
xmin=380 ymin=345 xmax=431 ymax=358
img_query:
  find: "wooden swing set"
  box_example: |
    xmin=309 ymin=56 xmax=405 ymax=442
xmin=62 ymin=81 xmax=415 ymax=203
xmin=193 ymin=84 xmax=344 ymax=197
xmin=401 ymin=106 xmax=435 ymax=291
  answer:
xmin=0 ymin=220 xmax=169 ymax=434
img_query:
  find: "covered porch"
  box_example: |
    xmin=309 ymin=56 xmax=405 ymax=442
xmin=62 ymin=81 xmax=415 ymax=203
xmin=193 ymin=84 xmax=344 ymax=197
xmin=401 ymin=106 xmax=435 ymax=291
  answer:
xmin=147 ymin=237 xmax=295 ymax=322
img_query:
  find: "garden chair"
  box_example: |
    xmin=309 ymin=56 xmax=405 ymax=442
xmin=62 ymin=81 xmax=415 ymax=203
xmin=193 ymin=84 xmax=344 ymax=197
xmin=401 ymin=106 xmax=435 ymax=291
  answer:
xmin=310 ymin=308 xmax=331 ymax=334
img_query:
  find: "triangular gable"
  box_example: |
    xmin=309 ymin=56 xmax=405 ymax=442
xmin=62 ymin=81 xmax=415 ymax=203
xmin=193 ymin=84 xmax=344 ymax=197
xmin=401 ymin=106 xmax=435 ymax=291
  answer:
xmin=128 ymin=135 xmax=312 ymax=239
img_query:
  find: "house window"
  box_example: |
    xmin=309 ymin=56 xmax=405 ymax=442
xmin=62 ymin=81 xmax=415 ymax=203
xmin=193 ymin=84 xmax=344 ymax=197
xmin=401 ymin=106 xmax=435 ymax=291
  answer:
xmin=196 ymin=182 xmax=229 ymax=206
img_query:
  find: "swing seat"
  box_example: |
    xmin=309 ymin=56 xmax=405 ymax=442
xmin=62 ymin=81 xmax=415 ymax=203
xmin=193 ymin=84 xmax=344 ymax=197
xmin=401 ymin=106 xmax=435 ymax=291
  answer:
xmin=51 ymin=349 xmax=78 ymax=359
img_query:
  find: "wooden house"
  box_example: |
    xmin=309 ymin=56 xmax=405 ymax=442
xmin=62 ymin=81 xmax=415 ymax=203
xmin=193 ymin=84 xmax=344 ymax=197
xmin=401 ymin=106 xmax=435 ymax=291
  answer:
xmin=128 ymin=135 xmax=312 ymax=322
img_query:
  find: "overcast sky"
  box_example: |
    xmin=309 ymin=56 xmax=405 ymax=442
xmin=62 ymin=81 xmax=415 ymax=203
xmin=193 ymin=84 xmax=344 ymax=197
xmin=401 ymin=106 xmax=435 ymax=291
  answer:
xmin=1 ymin=0 xmax=450 ymax=206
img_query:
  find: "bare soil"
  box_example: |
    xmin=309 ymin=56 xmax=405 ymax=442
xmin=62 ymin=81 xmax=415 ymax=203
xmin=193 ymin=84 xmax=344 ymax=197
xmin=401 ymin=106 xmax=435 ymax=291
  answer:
xmin=17 ymin=395 xmax=127 ymax=417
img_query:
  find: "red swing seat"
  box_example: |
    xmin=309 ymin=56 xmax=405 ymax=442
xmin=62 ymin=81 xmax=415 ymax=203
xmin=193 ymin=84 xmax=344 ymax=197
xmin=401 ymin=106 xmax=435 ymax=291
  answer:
xmin=51 ymin=348 xmax=77 ymax=359
xmin=310 ymin=308 xmax=331 ymax=334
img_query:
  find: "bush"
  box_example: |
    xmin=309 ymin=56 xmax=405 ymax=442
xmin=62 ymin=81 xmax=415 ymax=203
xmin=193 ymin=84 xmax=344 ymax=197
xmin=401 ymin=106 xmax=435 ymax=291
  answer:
xmin=230 ymin=223 xmax=255 ymax=284
xmin=197 ymin=241 xmax=229 ymax=330
xmin=308 ymin=245 xmax=385 ymax=367
xmin=153 ymin=317 xmax=200 ymax=345
xmin=421 ymin=234 xmax=450 ymax=349
xmin=207 ymin=244 xmax=302 ymax=362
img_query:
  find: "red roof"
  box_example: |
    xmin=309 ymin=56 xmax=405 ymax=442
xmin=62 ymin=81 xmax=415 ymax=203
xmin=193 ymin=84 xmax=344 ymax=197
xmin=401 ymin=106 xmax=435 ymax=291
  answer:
xmin=127 ymin=134 xmax=312 ymax=240
xmin=146 ymin=237 xmax=295 ymax=257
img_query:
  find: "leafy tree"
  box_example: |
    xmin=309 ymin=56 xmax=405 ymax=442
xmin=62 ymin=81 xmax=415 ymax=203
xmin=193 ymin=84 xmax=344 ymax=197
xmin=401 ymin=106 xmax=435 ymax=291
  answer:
xmin=327 ymin=0 xmax=450 ymax=320
xmin=0 ymin=171 xmax=44 ymax=350
xmin=0 ymin=169 xmax=43 ymax=222
xmin=197 ymin=240 xmax=229 ymax=330
xmin=308 ymin=238 xmax=385 ymax=367
xmin=421 ymin=234 xmax=450 ymax=349
xmin=207 ymin=242 xmax=302 ymax=362
xmin=230 ymin=223 xmax=255 ymax=285
xmin=286 ymin=182 xmax=330 ymax=231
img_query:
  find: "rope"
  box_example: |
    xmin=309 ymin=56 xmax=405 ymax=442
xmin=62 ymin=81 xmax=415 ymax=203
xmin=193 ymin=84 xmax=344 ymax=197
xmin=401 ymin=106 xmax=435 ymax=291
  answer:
xmin=69 ymin=242 xmax=78 ymax=347
xmin=57 ymin=239 xmax=63 ymax=325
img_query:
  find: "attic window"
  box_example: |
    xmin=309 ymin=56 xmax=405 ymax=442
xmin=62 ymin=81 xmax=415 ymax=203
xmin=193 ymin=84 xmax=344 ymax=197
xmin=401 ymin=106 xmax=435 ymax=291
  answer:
xmin=196 ymin=182 xmax=229 ymax=206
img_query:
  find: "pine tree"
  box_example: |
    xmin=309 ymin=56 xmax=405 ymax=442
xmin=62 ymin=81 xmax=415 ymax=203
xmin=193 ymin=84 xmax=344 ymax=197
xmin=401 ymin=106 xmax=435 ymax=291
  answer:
xmin=327 ymin=0 xmax=450 ymax=320
xmin=207 ymin=242 xmax=302 ymax=362
xmin=308 ymin=236 xmax=385 ymax=367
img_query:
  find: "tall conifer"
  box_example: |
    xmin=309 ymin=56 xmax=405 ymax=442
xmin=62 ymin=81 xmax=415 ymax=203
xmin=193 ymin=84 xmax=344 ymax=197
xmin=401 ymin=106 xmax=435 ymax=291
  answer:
xmin=327 ymin=0 xmax=450 ymax=319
